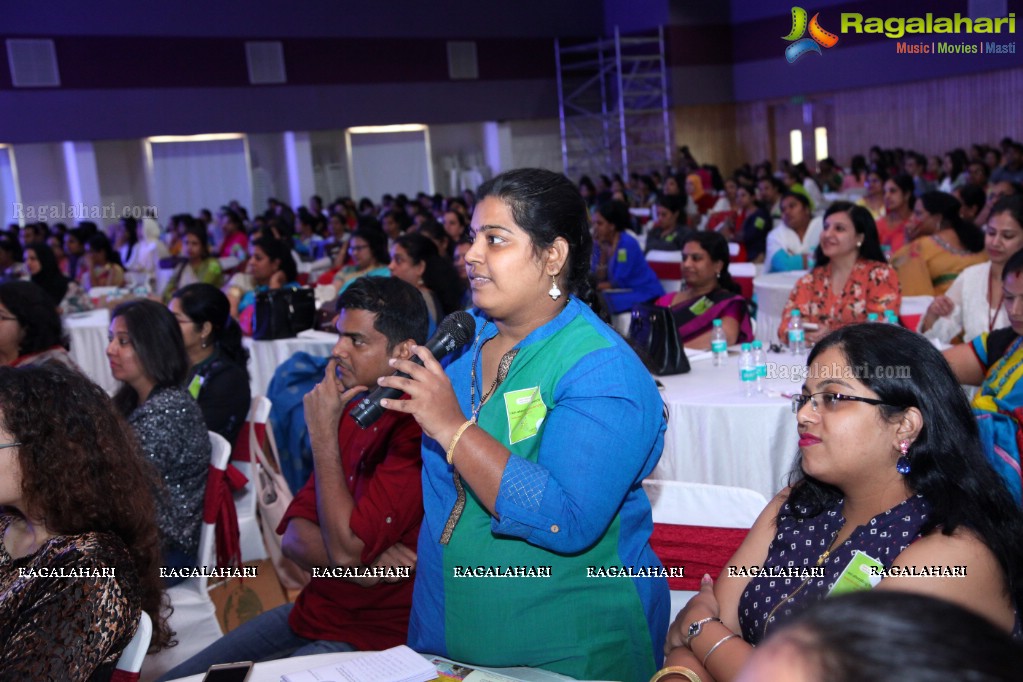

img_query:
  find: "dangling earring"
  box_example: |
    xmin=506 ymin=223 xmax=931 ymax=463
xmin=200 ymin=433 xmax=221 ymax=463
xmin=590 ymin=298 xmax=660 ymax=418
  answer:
xmin=896 ymin=439 xmax=912 ymax=475
xmin=548 ymin=275 xmax=562 ymax=301
xmin=715 ymin=270 xmax=721 ymax=279
xmin=201 ymin=336 xmax=210 ymax=349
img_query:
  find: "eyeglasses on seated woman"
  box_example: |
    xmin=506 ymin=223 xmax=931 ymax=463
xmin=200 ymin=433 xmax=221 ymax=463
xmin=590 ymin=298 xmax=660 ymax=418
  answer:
xmin=657 ymin=322 xmax=1023 ymax=682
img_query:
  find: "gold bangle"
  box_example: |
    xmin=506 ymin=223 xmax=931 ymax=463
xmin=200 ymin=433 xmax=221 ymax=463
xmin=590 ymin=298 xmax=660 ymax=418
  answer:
xmin=701 ymin=633 xmax=739 ymax=668
xmin=649 ymin=666 xmax=703 ymax=682
xmin=446 ymin=420 xmax=474 ymax=465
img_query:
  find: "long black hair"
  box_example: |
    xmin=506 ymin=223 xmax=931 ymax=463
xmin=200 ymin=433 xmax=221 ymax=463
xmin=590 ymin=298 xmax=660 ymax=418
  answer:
xmin=773 ymin=591 xmax=1023 ymax=680
xmin=110 ymin=299 xmax=189 ymax=415
xmin=252 ymin=232 xmax=298 ymax=284
xmin=350 ymin=226 xmax=390 ymax=266
xmin=918 ymin=191 xmax=984 ymax=252
xmin=26 ymin=242 xmax=69 ymax=305
xmin=790 ymin=323 xmax=1023 ymax=609
xmin=171 ymin=283 xmax=249 ymax=372
xmin=476 ymin=168 xmax=596 ymax=310
xmin=0 ymin=281 xmax=64 ymax=357
xmin=681 ymin=231 xmax=740 ymax=295
xmin=393 ymin=232 xmax=465 ymax=315
xmin=813 ymin=202 xmax=886 ymax=267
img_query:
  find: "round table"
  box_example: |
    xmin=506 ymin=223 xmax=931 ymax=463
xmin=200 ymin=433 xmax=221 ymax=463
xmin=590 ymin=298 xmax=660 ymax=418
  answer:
xmin=652 ymin=351 xmax=806 ymax=501
xmin=65 ymin=308 xmax=117 ymax=394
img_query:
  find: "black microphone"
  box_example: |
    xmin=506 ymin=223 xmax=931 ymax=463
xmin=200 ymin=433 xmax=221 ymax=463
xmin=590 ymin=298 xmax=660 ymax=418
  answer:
xmin=351 ymin=310 xmax=476 ymax=429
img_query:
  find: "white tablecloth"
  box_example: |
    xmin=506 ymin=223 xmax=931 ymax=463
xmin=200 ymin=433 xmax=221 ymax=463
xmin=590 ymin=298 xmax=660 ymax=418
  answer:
xmin=65 ymin=308 xmax=117 ymax=394
xmin=651 ymin=352 xmax=806 ymax=500
xmin=243 ymin=330 xmax=337 ymax=396
xmin=752 ymin=270 xmax=806 ymax=344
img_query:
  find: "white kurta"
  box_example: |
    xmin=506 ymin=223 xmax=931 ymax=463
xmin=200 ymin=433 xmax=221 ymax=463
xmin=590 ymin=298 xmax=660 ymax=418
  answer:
xmin=918 ymin=261 xmax=1006 ymax=345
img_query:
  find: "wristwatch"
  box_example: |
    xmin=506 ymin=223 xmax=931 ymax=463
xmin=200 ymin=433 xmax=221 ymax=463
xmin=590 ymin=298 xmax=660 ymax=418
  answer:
xmin=685 ymin=617 xmax=722 ymax=648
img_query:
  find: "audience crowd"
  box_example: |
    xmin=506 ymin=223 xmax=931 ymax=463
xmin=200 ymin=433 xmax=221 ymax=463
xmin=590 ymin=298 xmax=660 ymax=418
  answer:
xmin=2 ymin=138 xmax=1023 ymax=681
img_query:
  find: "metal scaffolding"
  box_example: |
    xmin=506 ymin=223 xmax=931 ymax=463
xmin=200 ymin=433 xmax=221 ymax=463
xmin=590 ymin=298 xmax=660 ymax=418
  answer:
xmin=556 ymin=26 xmax=672 ymax=183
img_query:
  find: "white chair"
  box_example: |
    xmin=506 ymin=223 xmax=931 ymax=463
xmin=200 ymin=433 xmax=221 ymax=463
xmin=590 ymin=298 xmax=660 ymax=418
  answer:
xmin=111 ymin=611 xmax=151 ymax=682
xmin=643 ymin=479 xmax=768 ymax=623
xmin=141 ymin=432 xmax=231 ymax=681
xmin=234 ymin=397 xmax=271 ymax=562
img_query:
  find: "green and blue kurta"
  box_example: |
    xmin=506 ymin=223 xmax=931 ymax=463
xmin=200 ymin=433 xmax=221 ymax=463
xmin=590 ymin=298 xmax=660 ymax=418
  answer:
xmin=409 ymin=297 xmax=668 ymax=681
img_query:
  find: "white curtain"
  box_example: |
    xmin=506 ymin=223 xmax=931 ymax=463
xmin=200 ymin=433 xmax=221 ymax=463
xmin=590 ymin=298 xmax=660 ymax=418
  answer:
xmin=0 ymin=148 xmax=18 ymax=227
xmin=148 ymin=138 xmax=251 ymax=220
xmin=348 ymin=130 xmax=431 ymax=202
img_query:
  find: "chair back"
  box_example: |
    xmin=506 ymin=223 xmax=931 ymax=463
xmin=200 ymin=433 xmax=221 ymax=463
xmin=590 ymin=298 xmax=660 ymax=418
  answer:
xmin=198 ymin=432 xmax=232 ymax=574
xmin=643 ymin=479 xmax=767 ymax=622
xmin=111 ymin=611 xmax=152 ymax=680
xmin=644 ymin=479 xmax=766 ymax=528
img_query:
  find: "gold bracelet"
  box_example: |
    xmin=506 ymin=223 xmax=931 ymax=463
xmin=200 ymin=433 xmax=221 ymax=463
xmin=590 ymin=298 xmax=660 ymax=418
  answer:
xmin=649 ymin=666 xmax=702 ymax=682
xmin=446 ymin=420 xmax=474 ymax=465
xmin=701 ymin=633 xmax=739 ymax=668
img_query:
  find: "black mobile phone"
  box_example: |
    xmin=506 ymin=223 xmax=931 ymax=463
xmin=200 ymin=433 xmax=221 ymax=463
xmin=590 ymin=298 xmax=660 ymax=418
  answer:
xmin=202 ymin=662 xmax=254 ymax=682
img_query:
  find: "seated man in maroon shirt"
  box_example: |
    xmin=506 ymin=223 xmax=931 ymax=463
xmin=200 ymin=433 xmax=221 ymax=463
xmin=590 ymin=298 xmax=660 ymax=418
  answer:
xmin=160 ymin=277 xmax=429 ymax=678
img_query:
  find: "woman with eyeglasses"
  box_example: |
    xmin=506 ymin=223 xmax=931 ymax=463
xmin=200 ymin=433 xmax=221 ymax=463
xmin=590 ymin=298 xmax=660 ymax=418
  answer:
xmin=330 ymin=227 xmax=391 ymax=296
xmin=658 ymin=323 xmax=1023 ymax=682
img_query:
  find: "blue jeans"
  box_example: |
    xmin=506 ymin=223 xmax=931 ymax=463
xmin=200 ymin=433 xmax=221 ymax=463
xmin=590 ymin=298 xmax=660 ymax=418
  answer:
xmin=156 ymin=604 xmax=357 ymax=681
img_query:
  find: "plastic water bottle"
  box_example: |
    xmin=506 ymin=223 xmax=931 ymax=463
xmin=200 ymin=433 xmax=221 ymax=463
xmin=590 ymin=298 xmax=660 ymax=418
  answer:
xmin=711 ymin=319 xmax=728 ymax=366
xmin=739 ymin=343 xmax=756 ymax=397
xmin=786 ymin=310 xmax=806 ymax=356
xmin=752 ymin=340 xmax=767 ymax=393
xmin=866 ymin=312 xmax=879 ymax=322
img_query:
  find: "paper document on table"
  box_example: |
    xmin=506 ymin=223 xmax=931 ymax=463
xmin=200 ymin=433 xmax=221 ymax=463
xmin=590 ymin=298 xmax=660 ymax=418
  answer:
xmin=280 ymin=645 xmax=434 ymax=682
xmin=429 ymin=657 xmax=579 ymax=681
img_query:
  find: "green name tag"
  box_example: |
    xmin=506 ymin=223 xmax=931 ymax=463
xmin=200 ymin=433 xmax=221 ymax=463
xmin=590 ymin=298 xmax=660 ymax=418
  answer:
xmin=828 ymin=550 xmax=884 ymax=596
xmin=187 ymin=374 xmax=203 ymax=400
xmin=504 ymin=386 xmax=548 ymax=445
xmin=617 ymin=248 xmax=627 ymax=263
xmin=689 ymin=296 xmax=712 ymax=316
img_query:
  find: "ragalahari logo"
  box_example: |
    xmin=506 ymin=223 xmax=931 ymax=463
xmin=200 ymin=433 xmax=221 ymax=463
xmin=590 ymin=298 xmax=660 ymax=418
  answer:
xmin=783 ymin=6 xmax=839 ymax=62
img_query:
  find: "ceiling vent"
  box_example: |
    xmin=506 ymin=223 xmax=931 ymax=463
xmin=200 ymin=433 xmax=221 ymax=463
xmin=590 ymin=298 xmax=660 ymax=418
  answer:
xmin=6 ymin=39 xmax=60 ymax=87
xmin=447 ymin=41 xmax=479 ymax=80
xmin=246 ymin=41 xmax=287 ymax=84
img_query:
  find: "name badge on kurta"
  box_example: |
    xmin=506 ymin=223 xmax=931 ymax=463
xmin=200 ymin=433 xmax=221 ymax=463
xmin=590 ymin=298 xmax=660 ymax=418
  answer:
xmin=617 ymin=248 xmax=627 ymax=262
xmin=689 ymin=296 xmax=712 ymax=316
xmin=504 ymin=386 xmax=547 ymax=444
xmin=828 ymin=550 xmax=883 ymax=596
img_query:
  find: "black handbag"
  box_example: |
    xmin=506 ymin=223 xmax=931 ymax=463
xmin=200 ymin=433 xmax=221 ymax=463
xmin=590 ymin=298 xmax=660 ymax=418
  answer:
xmin=252 ymin=287 xmax=316 ymax=340
xmin=627 ymin=303 xmax=690 ymax=376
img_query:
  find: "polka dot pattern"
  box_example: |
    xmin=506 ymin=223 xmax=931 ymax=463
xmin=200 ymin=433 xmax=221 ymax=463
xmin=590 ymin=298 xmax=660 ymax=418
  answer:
xmin=738 ymin=494 xmax=930 ymax=644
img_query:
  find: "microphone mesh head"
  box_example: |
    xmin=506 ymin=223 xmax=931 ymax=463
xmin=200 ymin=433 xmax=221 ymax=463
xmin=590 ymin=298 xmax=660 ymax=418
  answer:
xmin=438 ymin=310 xmax=476 ymax=346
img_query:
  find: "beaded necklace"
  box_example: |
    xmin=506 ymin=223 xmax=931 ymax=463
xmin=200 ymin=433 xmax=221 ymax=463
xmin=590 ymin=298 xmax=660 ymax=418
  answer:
xmin=440 ymin=321 xmax=518 ymax=545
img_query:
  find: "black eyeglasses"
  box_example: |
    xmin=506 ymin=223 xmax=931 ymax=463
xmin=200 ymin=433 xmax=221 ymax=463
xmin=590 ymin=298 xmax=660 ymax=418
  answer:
xmin=791 ymin=391 xmax=891 ymax=414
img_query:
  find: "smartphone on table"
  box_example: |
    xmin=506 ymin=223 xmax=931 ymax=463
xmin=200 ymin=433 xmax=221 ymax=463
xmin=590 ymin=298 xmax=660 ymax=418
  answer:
xmin=202 ymin=662 xmax=254 ymax=682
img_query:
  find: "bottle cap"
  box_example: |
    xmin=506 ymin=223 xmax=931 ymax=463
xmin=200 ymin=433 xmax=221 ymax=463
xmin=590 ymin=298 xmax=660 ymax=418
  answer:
xmin=752 ymin=340 xmax=763 ymax=349
xmin=713 ymin=319 xmax=723 ymax=327
xmin=740 ymin=343 xmax=751 ymax=351
xmin=790 ymin=310 xmax=801 ymax=317
xmin=867 ymin=313 xmax=879 ymax=322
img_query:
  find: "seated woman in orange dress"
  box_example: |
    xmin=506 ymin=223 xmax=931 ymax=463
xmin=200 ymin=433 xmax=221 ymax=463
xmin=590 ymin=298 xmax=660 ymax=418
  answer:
xmin=655 ymin=232 xmax=752 ymax=349
xmin=778 ymin=202 xmax=900 ymax=345
xmin=891 ymin=191 xmax=987 ymax=297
